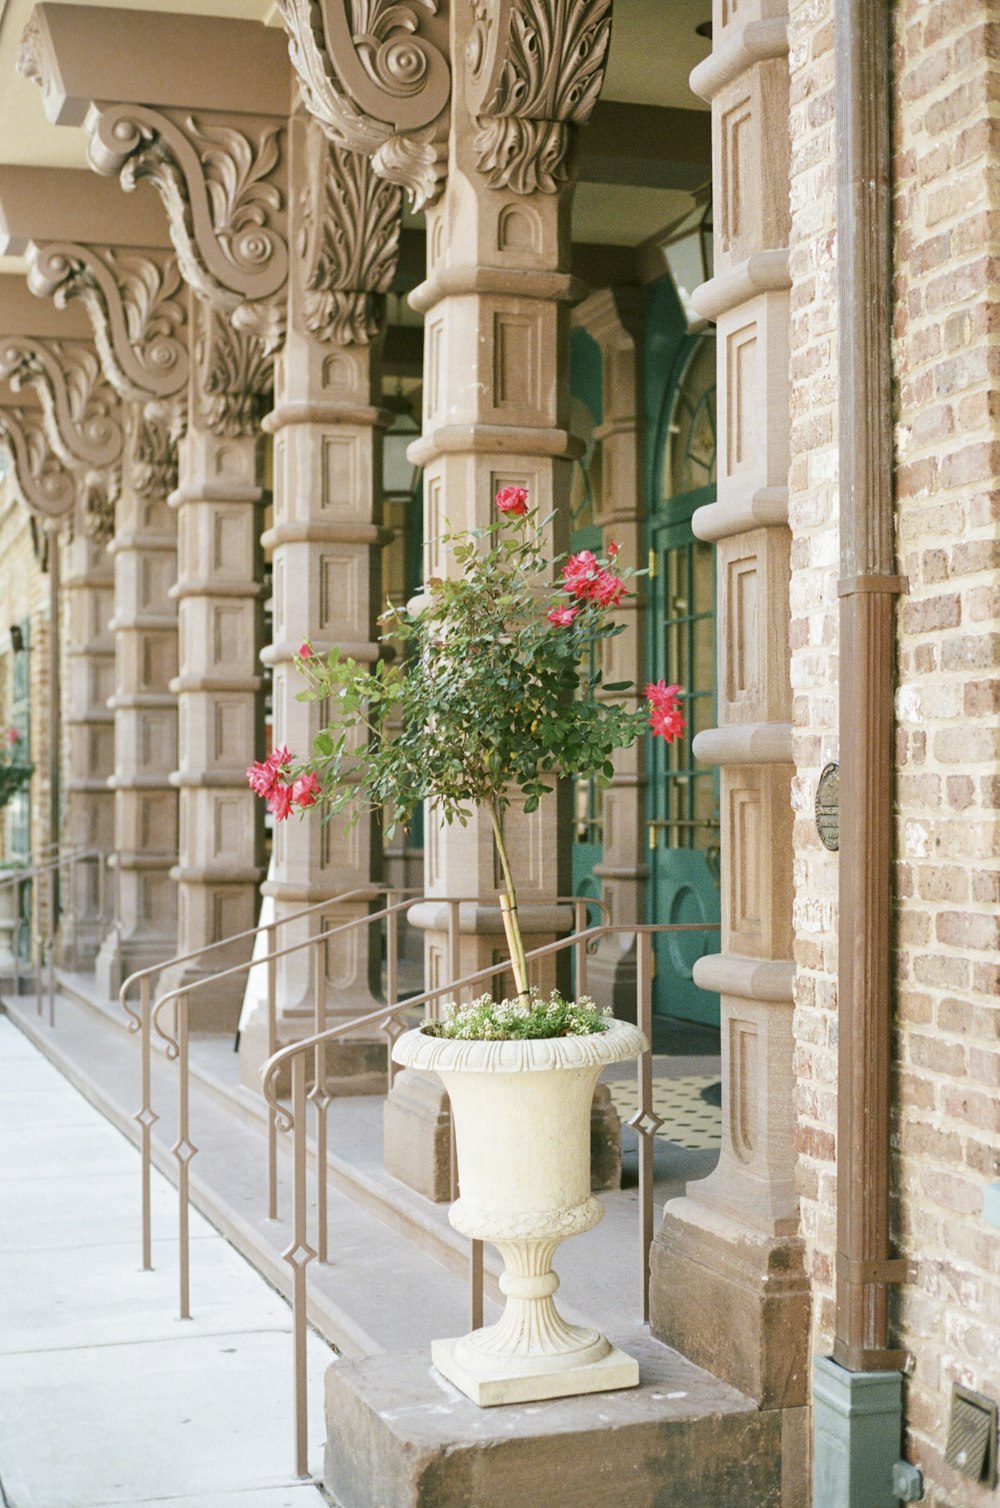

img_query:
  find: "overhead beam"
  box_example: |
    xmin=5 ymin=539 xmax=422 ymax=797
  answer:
xmin=0 ymin=271 xmax=90 ymax=338
xmin=0 ymin=166 xmax=169 ymax=256
xmin=25 ymin=3 xmax=291 ymax=124
xmin=578 ymin=101 xmax=711 ymax=191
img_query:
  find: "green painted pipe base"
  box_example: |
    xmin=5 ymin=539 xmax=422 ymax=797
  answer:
xmin=813 ymin=1356 xmax=905 ymax=1508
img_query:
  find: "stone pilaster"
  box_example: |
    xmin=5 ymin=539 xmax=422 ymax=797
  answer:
xmin=59 ymin=525 xmax=114 ymax=967
xmin=648 ymin=0 xmax=810 ymax=1410
xmin=239 ymin=118 xmax=400 ymax=1090
xmin=95 ymin=407 xmax=179 ymax=995
xmin=155 ymin=295 xmax=268 ymax=1025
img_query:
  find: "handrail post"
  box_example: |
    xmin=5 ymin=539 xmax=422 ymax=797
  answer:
xmin=287 ymin=1053 xmax=313 ymax=1479
xmin=636 ymin=930 xmax=655 ymax=1322
xmin=12 ymin=874 xmax=22 ymax=998
xmin=386 ymin=893 xmax=400 ymax=1090
xmin=310 ymin=935 xmax=329 ymax=1265
xmin=265 ymin=922 xmax=278 ymax=1221
xmin=97 ymin=849 xmax=108 ymax=930
xmin=574 ymin=899 xmax=588 ymax=996
xmin=173 ymin=992 xmax=194 ymax=1321
xmin=46 ymin=863 xmax=56 ymax=1026
xmin=138 ymin=975 xmax=156 ymax=1271
xmin=446 ymin=898 xmax=461 ymax=1016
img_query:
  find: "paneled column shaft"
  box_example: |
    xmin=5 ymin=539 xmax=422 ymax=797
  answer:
xmin=60 ymin=527 xmax=114 ymax=966
xmin=648 ymin=0 xmax=810 ymax=1415
xmin=96 ymin=409 xmax=179 ymax=995
xmin=239 ymin=119 xmax=399 ymax=1091
xmin=156 ymin=296 xmax=267 ymax=1025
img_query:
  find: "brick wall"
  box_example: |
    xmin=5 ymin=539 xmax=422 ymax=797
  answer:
xmin=788 ymin=1 xmax=1000 ymax=1501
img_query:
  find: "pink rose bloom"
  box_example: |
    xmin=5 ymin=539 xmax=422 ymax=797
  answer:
xmin=292 ymin=772 xmax=321 ymax=809
xmin=247 ymin=759 xmax=278 ymax=799
xmin=547 ymin=606 xmax=579 ymax=627
xmin=267 ymin=783 xmax=295 ymax=821
xmin=562 ymin=550 xmax=599 ymax=598
xmin=6 ymin=728 xmax=18 ymax=744
xmin=495 ymin=485 xmax=529 ymax=516
xmin=590 ymin=570 xmax=626 ymax=608
xmin=644 ymin=682 xmax=686 ymax=742
xmin=607 ymin=541 xmax=619 ymax=558
xmin=298 ymin=642 xmax=313 ymax=659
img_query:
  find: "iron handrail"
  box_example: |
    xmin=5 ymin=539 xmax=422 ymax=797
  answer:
xmin=260 ymin=916 xmax=720 ymax=1477
xmin=0 ymin=847 xmax=110 ymax=1020
xmin=135 ymin=890 xmax=605 ymax=1289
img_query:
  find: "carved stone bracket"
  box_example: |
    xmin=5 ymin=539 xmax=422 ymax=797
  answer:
xmin=278 ymin=0 xmax=451 ymax=210
xmin=0 ymin=403 xmax=77 ymax=520
xmin=84 ymin=102 xmax=288 ymax=341
xmin=466 ymin=0 xmax=613 ymax=194
xmin=298 ymin=120 xmax=401 ymax=344
xmin=0 ymin=337 xmax=124 ymax=473
xmin=28 ymin=243 xmax=189 ymax=403
xmin=127 ymin=402 xmax=182 ymax=498
xmin=192 ymin=296 xmax=275 ymax=438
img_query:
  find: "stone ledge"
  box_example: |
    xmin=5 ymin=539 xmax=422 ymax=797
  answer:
xmin=324 ymin=1336 xmax=783 ymax=1508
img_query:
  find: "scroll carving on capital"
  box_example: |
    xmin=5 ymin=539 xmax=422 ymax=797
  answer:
xmin=279 ymin=0 xmax=451 ymax=211
xmin=192 ymin=297 xmax=274 ymax=438
xmin=0 ymin=405 xmax=77 ymax=520
xmin=466 ymin=0 xmax=613 ymax=194
xmin=0 ymin=339 xmax=124 ymax=474
xmin=83 ymin=103 xmax=289 ymax=326
xmin=81 ymin=465 xmax=121 ymax=544
xmin=127 ymin=402 xmax=183 ymax=499
xmin=29 ymin=244 xmax=189 ymax=403
xmin=298 ymin=123 xmax=401 ymax=344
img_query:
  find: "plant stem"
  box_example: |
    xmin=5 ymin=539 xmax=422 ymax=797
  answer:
xmin=488 ymin=798 xmax=530 ymax=999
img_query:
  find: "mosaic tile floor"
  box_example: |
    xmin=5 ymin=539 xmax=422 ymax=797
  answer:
xmin=605 ymin=1075 xmax=722 ymax=1151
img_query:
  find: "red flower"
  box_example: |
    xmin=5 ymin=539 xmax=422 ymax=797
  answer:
xmin=607 ymin=541 xmax=619 ymax=558
xmin=292 ymin=772 xmax=321 ymax=809
xmin=267 ymin=783 xmax=295 ymax=821
xmin=298 ymin=641 xmax=313 ymax=659
xmin=644 ymin=681 xmax=686 ymax=742
xmin=247 ymin=745 xmax=293 ymax=801
xmin=6 ymin=728 xmax=18 ymax=744
xmin=496 ymin=486 xmax=529 ymax=516
xmin=547 ymin=606 xmax=579 ymax=627
xmin=562 ymin=550 xmax=599 ymax=597
xmin=590 ymin=570 xmax=626 ymax=608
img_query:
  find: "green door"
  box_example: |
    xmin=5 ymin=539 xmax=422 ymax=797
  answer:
xmin=646 ymin=327 xmax=720 ymax=1025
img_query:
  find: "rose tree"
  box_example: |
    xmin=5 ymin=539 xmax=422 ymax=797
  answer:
xmin=248 ymin=491 xmax=685 ymax=1003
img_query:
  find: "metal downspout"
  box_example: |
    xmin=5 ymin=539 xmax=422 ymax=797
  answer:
xmin=810 ymin=7 xmax=917 ymax=1503
xmin=832 ymin=0 xmax=907 ymax=1377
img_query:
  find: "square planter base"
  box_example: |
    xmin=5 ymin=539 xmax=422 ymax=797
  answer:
xmin=430 ymin=1336 xmax=639 ymax=1406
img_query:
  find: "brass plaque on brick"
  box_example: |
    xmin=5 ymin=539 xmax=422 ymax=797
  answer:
xmin=815 ymin=763 xmax=840 ymax=852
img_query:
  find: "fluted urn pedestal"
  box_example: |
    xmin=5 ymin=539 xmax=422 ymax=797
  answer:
xmin=392 ymin=1019 xmax=647 ymax=1406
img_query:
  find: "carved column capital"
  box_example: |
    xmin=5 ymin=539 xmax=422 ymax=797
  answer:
xmin=0 ymin=337 xmax=125 ymax=474
xmin=81 ymin=101 xmax=288 ymax=343
xmin=277 ymin=0 xmax=450 ymax=210
xmin=296 ymin=119 xmax=401 ymax=345
xmin=28 ymin=243 xmax=189 ymax=404
xmin=191 ymin=295 xmax=275 ymax=439
xmin=0 ymin=403 xmax=77 ymax=520
xmin=466 ymin=0 xmax=613 ymax=194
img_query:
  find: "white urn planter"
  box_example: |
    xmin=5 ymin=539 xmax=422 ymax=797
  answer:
xmin=392 ymin=1018 xmax=647 ymax=1406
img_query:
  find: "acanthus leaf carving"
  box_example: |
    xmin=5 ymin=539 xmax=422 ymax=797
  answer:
xmin=193 ymin=298 xmax=275 ymax=439
xmin=466 ymin=0 xmax=613 ymax=194
xmin=298 ymin=121 xmax=401 ymax=345
xmin=81 ymin=464 xmax=120 ymax=544
xmin=0 ymin=404 xmax=77 ymax=520
xmin=127 ymin=401 xmax=183 ymax=500
xmin=278 ymin=0 xmax=450 ymax=210
xmin=84 ymin=103 xmax=288 ymax=326
xmin=28 ymin=244 xmax=189 ymax=403
xmin=0 ymin=339 xmax=124 ymax=473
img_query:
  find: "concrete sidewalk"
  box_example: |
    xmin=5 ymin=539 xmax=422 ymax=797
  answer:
xmin=0 ymin=1013 xmax=332 ymax=1508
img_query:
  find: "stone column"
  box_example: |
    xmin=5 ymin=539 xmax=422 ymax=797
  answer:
xmin=648 ymin=2 xmax=810 ymax=1418
xmin=155 ymin=294 xmax=268 ymax=1024
xmin=239 ymin=117 xmax=401 ymax=1089
xmin=95 ymin=408 xmax=179 ymax=994
xmin=24 ymin=241 xmax=189 ymax=997
xmin=58 ymin=523 xmax=115 ymax=967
